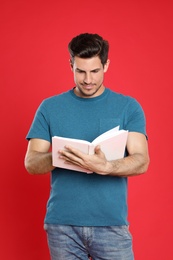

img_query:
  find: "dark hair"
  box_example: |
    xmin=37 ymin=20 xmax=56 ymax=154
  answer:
xmin=68 ymin=33 xmax=109 ymax=66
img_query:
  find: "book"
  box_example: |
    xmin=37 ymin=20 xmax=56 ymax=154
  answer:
xmin=52 ymin=126 xmax=128 ymax=173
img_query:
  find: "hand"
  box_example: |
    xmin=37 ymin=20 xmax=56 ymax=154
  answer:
xmin=58 ymin=145 xmax=110 ymax=175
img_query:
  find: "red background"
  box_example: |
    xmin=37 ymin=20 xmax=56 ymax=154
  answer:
xmin=1 ymin=0 xmax=173 ymax=259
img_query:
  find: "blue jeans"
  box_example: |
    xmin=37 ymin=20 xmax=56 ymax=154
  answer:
xmin=44 ymin=224 xmax=134 ymax=260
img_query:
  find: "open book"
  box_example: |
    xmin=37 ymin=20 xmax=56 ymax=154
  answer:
xmin=52 ymin=126 xmax=128 ymax=173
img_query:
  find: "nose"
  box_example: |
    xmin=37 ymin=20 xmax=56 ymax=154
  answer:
xmin=84 ymin=73 xmax=92 ymax=84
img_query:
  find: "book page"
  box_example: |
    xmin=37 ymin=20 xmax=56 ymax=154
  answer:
xmin=89 ymin=131 xmax=128 ymax=161
xmin=92 ymin=125 xmax=120 ymax=144
xmin=53 ymin=136 xmax=91 ymax=145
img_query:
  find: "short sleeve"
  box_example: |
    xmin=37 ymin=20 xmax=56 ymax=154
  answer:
xmin=125 ymin=98 xmax=147 ymax=137
xmin=26 ymin=101 xmax=51 ymax=142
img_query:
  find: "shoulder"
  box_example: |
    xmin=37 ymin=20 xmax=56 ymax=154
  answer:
xmin=107 ymin=88 xmax=142 ymax=108
xmin=43 ymin=90 xmax=72 ymax=103
xmin=39 ymin=90 xmax=73 ymax=109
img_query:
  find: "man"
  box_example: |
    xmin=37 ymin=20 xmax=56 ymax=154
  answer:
xmin=25 ymin=33 xmax=149 ymax=260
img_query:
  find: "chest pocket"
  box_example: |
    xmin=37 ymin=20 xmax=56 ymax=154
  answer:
xmin=99 ymin=118 xmax=121 ymax=135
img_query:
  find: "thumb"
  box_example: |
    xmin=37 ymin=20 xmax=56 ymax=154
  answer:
xmin=94 ymin=145 xmax=102 ymax=154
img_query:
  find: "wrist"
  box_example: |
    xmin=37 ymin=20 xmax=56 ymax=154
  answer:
xmin=104 ymin=161 xmax=115 ymax=175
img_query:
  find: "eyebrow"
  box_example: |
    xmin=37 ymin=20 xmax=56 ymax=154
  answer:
xmin=75 ymin=68 xmax=101 ymax=72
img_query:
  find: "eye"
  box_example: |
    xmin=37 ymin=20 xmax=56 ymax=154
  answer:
xmin=92 ymin=69 xmax=100 ymax=73
xmin=76 ymin=69 xmax=85 ymax=74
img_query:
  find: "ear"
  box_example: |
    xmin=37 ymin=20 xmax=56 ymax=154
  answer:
xmin=103 ymin=59 xmax=110 ymax=72
xmin=69 ymin=59 xmax=73 ymax=71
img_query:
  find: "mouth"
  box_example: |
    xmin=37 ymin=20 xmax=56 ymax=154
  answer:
xmin=82 ymin=84 xmax=95 ymax=90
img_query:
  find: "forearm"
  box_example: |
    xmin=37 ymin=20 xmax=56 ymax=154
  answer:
xmin=105 ymin=153 xmax=150 ymax=177
xmin=25 ymin=151 xmax=55 ymax=174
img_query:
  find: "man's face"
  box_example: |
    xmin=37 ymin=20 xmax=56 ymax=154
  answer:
xmin=71 ymin=56 xmax=110 ymax=98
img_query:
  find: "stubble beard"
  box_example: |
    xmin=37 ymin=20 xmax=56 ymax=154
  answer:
xmin=76 ymin=82 xmax=104 ymax=98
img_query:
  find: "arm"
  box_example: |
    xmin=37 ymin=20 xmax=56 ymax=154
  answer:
xmin=106 ymin=132 xmax=149 ymax=177
xmin=24 ymin=138 xmax=55 ymax=174
xmin=58 ymin=132 xmax=150 ymax=177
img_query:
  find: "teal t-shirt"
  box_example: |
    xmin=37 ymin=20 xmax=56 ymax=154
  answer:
xmin=26 ymin=88 xmax=146 ymax=226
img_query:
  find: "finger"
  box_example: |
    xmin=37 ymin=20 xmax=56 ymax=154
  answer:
xmin=94 ymin=145 xmax=101 ymax=154
xmin=64 ymin=145 xmax=87 ymax=158
xmin=59 ymin=150 xmax=83 ymax=165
